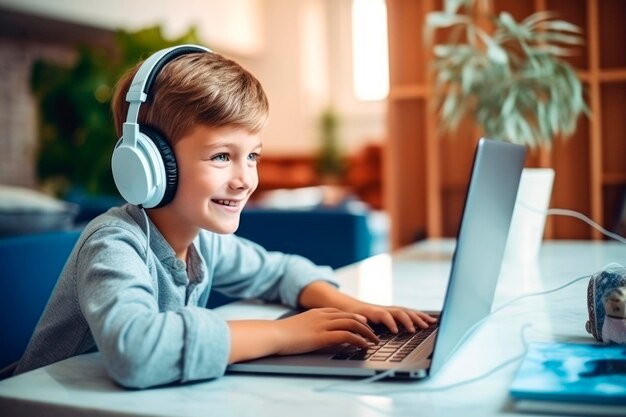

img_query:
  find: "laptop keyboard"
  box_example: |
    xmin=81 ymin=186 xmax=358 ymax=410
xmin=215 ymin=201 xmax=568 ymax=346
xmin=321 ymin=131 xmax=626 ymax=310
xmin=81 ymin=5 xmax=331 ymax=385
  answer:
xmin=331 ymin=321 xmax=439 ymax=363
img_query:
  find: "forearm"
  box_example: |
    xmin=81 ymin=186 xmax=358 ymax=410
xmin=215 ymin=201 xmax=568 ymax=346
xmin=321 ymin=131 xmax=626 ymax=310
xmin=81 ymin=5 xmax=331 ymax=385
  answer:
xmin=298 ymin=280 xmax=361 ymax=310
xmin=227 ymin=320 xmax=283 ymax=363
xmin=90 ymin=306 xmax=231 ymax=388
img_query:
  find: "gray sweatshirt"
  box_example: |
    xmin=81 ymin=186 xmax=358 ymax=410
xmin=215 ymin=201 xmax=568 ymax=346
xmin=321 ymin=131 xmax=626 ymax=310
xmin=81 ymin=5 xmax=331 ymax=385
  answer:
xmin=14 ymin=204 xmax=334 ymax=388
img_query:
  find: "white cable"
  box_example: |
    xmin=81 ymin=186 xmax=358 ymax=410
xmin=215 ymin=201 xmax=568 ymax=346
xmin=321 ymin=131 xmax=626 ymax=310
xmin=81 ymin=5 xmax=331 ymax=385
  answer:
xmin=517 ymin=200 xmax=626 ymax=244
xmin=140 ymin=206 xmax=150 ymax=261
xmin=490 ymin=274 xmax=591 ymax=316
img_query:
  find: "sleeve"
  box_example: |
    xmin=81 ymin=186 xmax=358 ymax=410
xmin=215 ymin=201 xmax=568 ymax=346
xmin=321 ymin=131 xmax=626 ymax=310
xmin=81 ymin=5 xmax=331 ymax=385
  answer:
xmin=75 ymin=226 xmax=230 ymax=389
xmin=206 ymin=233 xmax=337 ymax=308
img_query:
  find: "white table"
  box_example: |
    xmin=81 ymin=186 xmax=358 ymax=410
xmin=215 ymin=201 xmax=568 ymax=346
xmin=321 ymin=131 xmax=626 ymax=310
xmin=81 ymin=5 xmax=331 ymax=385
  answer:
xmin=1 ymin=240 xmax=624 ymax=417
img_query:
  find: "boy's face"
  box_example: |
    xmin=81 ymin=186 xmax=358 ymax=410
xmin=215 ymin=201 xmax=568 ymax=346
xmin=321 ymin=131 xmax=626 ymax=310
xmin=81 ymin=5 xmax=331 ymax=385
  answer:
xmin=169 ymin=124 xmax=261 ymax=234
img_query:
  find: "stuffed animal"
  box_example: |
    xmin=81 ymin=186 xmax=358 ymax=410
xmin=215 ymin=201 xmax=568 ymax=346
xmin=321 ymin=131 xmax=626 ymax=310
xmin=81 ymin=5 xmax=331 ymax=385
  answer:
xmin=601 ymin=287 xmax=626 ymax=345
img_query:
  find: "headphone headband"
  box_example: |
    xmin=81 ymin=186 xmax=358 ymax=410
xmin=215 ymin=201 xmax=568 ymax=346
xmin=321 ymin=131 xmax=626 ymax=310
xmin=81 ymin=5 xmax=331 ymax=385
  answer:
xmin=125 ymin=44 xmax=212 ymax=126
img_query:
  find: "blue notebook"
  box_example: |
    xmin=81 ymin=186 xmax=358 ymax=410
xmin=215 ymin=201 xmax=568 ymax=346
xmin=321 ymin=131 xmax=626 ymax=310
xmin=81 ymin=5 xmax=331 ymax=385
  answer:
xmin=510 ymin=342 xmax=626 ymax=415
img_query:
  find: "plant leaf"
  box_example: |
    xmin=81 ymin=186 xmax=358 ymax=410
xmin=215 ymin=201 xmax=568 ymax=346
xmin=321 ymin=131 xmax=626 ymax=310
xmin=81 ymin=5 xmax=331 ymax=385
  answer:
xmin=477 ymin=29 xmax=509 ymax=65
xmin=540 ymin=20 xmax=583 ymax=34
xmin=461 ymin=62 xmax=475 ymax=93
xmin=486 ymin=42 xmax=509 ymax=64
xmin=521 ymin=11 xmax=558 ymax=29
xmin=529 ymin=45 xmax=579 ymax=57
xmin=535 ymin=32 xmax=584 ymax=46
xmin=501 ymin=86 xmax=517 ymax=118
xmin=499 ymin=12 xmax=527 ymax=39
xmin=426 ymin=12 xmax=469 ymax=29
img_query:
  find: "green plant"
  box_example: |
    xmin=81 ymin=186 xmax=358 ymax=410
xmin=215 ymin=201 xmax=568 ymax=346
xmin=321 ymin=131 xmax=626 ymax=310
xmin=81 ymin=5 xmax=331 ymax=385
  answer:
xmin=425 ymin=0 xmax=588 ymax=148
xmin=32 ymin=26 xmax=201 ymax=197
xmin=316 ymin=106 xmax=345 ymax=179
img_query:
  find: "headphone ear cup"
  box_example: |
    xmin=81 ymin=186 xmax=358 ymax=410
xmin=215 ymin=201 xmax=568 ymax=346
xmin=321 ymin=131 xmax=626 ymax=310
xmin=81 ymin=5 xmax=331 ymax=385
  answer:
xmin=140 ymin=125 xmax=178 ymax=208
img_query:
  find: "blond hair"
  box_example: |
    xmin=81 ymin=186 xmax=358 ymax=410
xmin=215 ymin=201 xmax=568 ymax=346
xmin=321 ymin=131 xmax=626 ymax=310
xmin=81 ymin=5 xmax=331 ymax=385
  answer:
xmin=112 ymin=51 xmax=269 ymax=143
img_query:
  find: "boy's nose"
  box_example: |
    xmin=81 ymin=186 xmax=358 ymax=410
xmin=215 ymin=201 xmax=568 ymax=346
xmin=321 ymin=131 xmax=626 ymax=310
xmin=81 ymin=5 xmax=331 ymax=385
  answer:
xmin=229 ymin=165 xmax=254 ymax=190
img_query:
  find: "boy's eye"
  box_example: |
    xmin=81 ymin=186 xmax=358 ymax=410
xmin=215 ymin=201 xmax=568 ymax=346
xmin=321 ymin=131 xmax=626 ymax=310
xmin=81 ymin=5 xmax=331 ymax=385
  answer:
xmin=211 ymin=153 xmax=230 ymax=162
xmin=248 ymin=152 xmax=261 ymax=162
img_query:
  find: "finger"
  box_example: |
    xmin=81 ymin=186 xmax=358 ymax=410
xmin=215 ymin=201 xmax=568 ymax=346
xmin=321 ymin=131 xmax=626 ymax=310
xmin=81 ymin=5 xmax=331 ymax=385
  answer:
xmin=406 ymin=310 xmax=430 ymax=329
xmin=325 ymin=312 xmax=375 ymax=332
xmin=327 ymin=319 xmax=379 ymax=343
xmin=345 ymin=319 xmax=379 ymax=343
xmin=377 ymin=311 xmax=399 ymax=334
xmin=391 ymin=310 xmax=416 ymax=332
xmin=317 ymin=307 xmax=343 ymax=314
xmin=414 ymin=310 xmax=438 ymax=325
xmin=323 ymin=310 xmax=371 ymax=324
xmin=354 ymin=314 xmax=368 ymax=324
xmin=330 ymin=331 xmax=369 ymax=349
xmin=418 ymin=311 xmax=439 ymax=323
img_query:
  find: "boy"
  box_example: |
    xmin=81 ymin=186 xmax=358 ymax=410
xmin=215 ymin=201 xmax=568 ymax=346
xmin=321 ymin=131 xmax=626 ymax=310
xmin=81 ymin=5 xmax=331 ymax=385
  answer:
xmin=14 ymin=46 xmax=435 ymax=388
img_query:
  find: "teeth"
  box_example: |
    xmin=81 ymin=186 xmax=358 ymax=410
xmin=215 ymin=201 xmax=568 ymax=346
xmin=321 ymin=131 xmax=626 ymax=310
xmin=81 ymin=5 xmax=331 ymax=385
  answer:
xmin=214 ymin=199 xmax=238 ymax=207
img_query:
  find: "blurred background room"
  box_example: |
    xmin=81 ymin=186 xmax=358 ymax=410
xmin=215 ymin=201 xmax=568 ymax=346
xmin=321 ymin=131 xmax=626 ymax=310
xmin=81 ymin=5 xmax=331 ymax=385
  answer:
xmin=0 ymin=0 xmax=625 ymax=265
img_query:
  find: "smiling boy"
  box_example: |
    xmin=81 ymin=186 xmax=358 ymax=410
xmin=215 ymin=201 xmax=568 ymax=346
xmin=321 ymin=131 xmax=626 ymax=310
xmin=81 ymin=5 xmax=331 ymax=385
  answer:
xmin=13 ymin=46 xmax=435 ymax=388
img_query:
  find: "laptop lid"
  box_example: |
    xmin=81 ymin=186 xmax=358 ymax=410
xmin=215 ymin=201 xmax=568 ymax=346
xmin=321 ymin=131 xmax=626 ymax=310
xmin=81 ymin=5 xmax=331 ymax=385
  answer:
xmin=429 ymin=138 xmax=526 ymax=375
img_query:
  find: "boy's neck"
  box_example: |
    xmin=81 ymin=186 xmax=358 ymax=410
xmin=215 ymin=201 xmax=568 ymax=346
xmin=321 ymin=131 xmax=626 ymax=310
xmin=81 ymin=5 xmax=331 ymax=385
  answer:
xmin=146 ymin=208 xmax=198 ymax=262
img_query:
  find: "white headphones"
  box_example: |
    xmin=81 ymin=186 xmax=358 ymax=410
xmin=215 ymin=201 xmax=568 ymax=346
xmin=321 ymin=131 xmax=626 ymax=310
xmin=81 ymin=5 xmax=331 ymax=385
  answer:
xmin=111 ymin=44 xmax=212 ymax=208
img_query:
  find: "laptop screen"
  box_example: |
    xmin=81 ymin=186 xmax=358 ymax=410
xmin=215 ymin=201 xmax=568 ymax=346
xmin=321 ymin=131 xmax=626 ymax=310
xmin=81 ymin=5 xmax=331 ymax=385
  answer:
xmin=428 ymin=139 xmax=526 ymax=376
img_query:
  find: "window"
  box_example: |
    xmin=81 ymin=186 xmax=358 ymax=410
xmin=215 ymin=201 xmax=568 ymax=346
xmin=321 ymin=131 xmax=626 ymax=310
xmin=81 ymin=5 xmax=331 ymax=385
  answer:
xmin=351 ymin=0 xmax=389 ymax=101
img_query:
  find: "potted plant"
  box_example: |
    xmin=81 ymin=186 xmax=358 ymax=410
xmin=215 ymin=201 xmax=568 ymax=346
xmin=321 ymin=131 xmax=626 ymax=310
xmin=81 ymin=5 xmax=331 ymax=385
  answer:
xmin=316 ymin=106 xmax=346 ymax=183
xmin=425 ymin=0 xmax=588 ymax=262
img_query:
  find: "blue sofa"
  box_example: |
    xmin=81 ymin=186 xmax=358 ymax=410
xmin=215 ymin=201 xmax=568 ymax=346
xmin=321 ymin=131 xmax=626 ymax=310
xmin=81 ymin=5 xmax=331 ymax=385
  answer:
xmin=237 ymin=207 xmax=373 ymax=269
xmin=0 ymin=207 xmax=380 ymax=372
xmin=0 ymin=230 xmax=81 ymax=371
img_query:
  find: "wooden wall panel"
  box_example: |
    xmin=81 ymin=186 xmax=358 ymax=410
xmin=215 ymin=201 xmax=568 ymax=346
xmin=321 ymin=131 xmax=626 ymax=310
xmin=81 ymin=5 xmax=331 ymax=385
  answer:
xmin=551 ymin=115 xmax=592 ymax=238
xmin=600 ymin=83 xmax=626 ymax=175
xmin=598 ymin=0 xmax=626 ymax=68
xmin=385 ymin=99 xmax=429 ymax=245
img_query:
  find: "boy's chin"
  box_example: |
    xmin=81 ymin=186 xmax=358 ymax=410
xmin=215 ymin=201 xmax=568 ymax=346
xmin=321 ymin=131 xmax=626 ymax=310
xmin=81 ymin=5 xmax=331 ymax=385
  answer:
xmin=206 ymin=221 xmax=240 ymax=235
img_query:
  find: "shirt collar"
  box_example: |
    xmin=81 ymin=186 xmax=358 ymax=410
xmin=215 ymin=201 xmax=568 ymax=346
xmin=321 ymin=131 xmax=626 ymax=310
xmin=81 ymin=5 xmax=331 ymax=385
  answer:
xmin=126 ymin=204 xmax=177 ymax=263
xmin=125 ymin=205 xmax=205 ymax=282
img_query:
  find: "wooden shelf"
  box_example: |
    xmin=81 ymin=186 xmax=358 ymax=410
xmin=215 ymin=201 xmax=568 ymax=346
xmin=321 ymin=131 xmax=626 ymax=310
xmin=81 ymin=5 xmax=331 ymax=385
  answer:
xmin=599 ymin=69 xmax=626 ymax=82
xmin=580 ymin=69 xmax=626 ymax=83
xmin=385 ymin=0 xmax=626 ymax=248
xmin=602 ymin=173 xmax=626 ymax=186
xmin=388 ymin=85 xmax=430 ymax=100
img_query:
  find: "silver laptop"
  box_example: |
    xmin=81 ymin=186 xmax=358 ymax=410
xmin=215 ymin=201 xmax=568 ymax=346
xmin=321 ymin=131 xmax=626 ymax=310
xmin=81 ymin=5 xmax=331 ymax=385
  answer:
xmin=227 ymin=139 xmax=526 ymax=380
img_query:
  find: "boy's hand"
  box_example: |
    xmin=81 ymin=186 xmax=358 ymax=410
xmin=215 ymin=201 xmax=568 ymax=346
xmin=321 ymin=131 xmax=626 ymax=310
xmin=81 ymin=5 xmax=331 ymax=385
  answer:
xmin=335 ymin=300 xmax=437 ymax=334
xmin=298 ymin=281 xmax=437 ymax=334
xmin=274 ymin=308 xmax=379 ymax=355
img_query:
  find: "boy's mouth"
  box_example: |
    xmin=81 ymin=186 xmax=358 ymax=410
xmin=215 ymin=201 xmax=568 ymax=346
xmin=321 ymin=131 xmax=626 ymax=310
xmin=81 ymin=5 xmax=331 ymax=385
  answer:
xmin=212 ymin=199 xmax=240 ymax=207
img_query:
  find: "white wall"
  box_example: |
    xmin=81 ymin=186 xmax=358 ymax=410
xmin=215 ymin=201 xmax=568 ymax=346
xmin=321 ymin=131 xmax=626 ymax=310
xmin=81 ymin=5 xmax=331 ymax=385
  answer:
xmin=0 ymin=0 xmax=264 ymax=56
xmin=0 ymin=0 xmax=386 ymax=156
xmin=238 ymin=0 xmax=329 ymax=156
xmin=243 ymin=0 xmax=386 ymax=156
